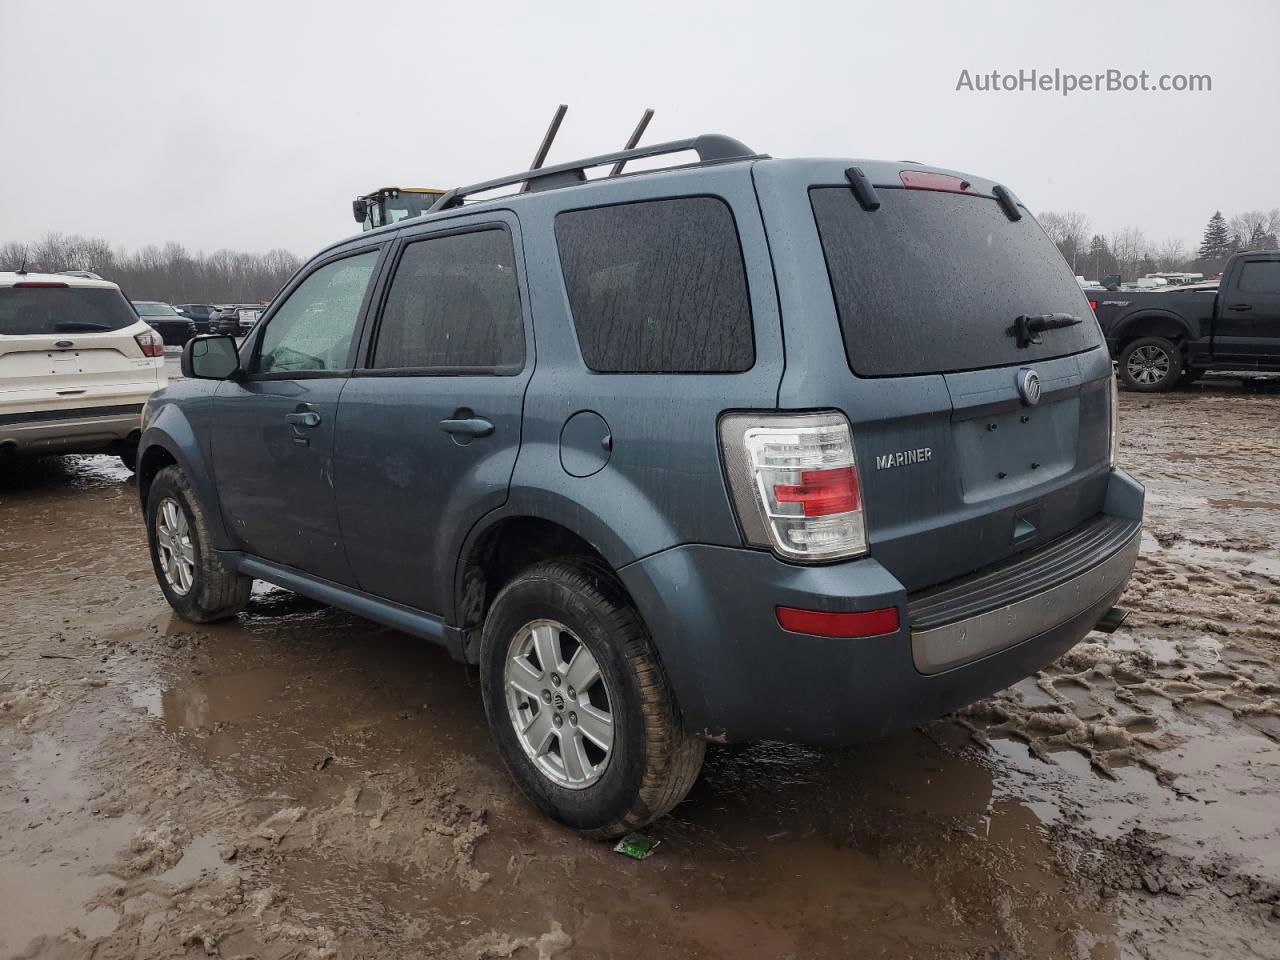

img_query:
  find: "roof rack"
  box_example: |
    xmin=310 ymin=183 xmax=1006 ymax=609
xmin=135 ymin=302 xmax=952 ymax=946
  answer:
xmin=429 ymin=134 xmax=760 ymax=212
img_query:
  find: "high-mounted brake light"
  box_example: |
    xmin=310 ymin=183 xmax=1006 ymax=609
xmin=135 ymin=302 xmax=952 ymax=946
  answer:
xmin=899 ymin=171 xmax=977 ymax=195
xmin=13 ymin=281 xmax=70 ymax=289
xmin=719 ymin=411 xmax=868 ymax=561
xmin=134 ymin=327 xmax=165 ymax=358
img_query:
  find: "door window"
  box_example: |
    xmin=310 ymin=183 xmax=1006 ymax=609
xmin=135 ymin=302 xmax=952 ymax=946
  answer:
xmin=254 ymin=251 xmax=379 ymax=374
xmin=1237 ymin=260 xmax=1280 ymax=295
xmin=372 ymin=228 xmax=524 ymax=372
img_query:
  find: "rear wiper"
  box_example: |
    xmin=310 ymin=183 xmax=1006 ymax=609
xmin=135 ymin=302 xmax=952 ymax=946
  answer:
xmin=53 ymin=321 xmax=112 ymax=332
xmin=1009 ymin=313 xmax=1082 ymax=348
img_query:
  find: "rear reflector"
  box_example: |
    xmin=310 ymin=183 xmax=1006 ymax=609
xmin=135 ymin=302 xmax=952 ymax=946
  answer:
xmin=13 ymin=281 xmax=70 ymax=288
xmin=776 ymin=606 xmax=900 ymax=638
xmin=899 ymin=171 xmax=977 ymax=194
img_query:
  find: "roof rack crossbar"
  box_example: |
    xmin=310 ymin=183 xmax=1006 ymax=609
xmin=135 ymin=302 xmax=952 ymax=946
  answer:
xmin=429 ymin=134 xmax=757 ymax=211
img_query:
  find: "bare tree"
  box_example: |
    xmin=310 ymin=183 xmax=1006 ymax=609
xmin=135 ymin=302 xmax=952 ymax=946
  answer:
xmin=1108 ymin=226 xmax=1148 ymax=282
xmin=1229 ymin=209 xmax=1280 ymax=251
xmin=1153 ymin=238 xmax=1187 ymax=271
xmin=1039 ymin=211 xmax=1091 ymax=271
xmin=1 ymin=233 xmax=300 ymax=303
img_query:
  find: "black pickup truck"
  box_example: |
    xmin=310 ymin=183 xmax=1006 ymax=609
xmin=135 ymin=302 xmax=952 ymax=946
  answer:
xmin=1093 ymin=251 xmax=1280 ymax=391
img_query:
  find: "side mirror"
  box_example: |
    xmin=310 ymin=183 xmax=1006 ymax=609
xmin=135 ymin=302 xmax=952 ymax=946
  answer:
xmin=352 ymin=198 xmax=368 ymax=224
xmin=182 ymin=334 xmax=241 ymax=380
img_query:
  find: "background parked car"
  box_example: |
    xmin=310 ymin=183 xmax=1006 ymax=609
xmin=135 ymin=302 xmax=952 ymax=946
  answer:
xmin=209 ymin=304 xmax=264 ymax=337
xmin=1 ymin=272 xmax=166 ymax=469
xmin=174 ymin=303 xmax=219 ymax=334
xmin=131 ymin=301 xmax=196 ymax=345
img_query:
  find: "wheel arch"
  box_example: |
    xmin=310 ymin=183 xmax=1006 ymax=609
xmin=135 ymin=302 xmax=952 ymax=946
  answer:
xmin=137 ymin=410 xmax=233 ymax=549
xmin=1111 ymin=311 xmax=1195 ymax=349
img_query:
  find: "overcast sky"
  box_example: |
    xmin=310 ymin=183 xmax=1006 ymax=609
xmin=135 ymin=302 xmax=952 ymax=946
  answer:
xmin=2 ymin=0 xmax=1276 ymax=260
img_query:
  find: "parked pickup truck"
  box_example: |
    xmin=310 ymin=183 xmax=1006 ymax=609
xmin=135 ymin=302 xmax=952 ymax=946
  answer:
xmin=1094 ymin=251 xmax=1280 ymax=391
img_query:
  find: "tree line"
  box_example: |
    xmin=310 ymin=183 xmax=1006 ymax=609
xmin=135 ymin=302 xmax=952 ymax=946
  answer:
xmin=0 ymin=233 xmax=302 ymax=305
xmin=1039 ymin=209 xmax=1280 ymax=283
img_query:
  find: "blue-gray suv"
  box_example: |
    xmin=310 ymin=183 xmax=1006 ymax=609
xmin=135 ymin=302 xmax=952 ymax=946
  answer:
xmin=138 ymin=134 xmax=1144 ymax=838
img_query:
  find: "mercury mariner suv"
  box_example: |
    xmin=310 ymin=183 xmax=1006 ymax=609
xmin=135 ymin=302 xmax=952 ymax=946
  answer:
xmin=137 ymin=134 xmax=1144 ymax=838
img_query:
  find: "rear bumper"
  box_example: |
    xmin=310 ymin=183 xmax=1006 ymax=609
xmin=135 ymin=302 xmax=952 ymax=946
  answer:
xmin=0 ymin=403 xmax=146 ymax=453
xmin=619 ymin=469 xmax=1144 ymax=746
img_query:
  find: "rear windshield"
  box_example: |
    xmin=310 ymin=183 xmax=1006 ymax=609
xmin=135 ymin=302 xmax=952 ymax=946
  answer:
xmin=133 ymin=302 xmax=177 ymax=317
xmin=810 ymin=186 xmax=1102 ymax=377
xmin=0 ymin=286 xmax=139 ymax=336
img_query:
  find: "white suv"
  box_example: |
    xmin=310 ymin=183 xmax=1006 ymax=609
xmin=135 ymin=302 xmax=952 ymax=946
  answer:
xmin=0 ymin=272 xmax=167 ymax=471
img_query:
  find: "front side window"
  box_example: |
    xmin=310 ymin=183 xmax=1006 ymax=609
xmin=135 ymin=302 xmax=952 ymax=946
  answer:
xmin=255 ymin=251 xmax=378 ymax=374
xmin=554 ymin=197 xmax=754 ymax=373
xmin=1237 ymin=260 xmax=1280 ymax=295
xmin=372 ymin=228 xmax=524 ymax=372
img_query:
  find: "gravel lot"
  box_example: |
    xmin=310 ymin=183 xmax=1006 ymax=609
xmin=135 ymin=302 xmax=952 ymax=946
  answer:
xmin=1 ymin=381 xmax=1278 ymax=959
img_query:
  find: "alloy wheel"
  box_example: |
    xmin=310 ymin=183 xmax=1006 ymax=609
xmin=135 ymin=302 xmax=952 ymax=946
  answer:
xmin=504 ymin=619 xmax=614 ymax=789
xmin=155 ymin=497 xmax=196 ymax=596
xmin=1127 ymin=345 xmax=1172 ymax=386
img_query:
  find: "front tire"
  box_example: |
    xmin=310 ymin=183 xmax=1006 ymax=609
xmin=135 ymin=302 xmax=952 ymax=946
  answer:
xmin=1119 ymin=336 xmax=1183 ymax=392
xmin=146 ymin=465 xmax=251 ymax=622
xmin=479 ymin=559 xmax=705 ymax=839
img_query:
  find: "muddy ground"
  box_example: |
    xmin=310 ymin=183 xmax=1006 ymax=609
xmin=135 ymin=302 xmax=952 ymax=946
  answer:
xmin=2 ymin=381 xmax=1279 ymax=960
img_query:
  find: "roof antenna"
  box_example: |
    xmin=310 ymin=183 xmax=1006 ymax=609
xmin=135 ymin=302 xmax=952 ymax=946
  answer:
xmin=521 ymin=104 xmax=568 ymax=192
xmin=610 ymin=108 xmax=654 ymax=176
xmin=16 ymin=248 xmax=29 ymax=275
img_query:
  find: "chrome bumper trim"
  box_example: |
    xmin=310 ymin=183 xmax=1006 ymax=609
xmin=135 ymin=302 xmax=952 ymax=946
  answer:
xmin=911 ymin=527 xmax=1141 ymax=675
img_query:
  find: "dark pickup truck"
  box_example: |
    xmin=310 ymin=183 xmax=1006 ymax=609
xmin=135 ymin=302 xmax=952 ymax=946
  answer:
xmin=1094 ymin=251 xmax=1280 ymax=391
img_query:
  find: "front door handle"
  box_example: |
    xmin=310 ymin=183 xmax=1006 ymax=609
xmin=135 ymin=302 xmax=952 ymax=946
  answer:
xmin=286 ymin=411 xmax=321 ymax=428
xmin=1227 ymin=303 xmax=1253 ymax=312
xmin=439 ymin=416 xmax=494 ymax=438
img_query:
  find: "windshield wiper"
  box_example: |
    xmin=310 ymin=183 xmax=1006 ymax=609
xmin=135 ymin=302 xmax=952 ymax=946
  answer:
xmin=53 ymin=321 xmax=112 ymax=332
xmin=1009 ymin=313 xmax=1082 ymax=348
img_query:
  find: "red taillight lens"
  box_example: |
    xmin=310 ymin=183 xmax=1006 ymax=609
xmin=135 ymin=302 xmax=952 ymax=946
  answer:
xmin=899 ymin=171 xmax=977 ymax=194
xmin=1088 ymin=299 xmax=1098 ymax=313
xmin=776 ymin=606 xmax=900 ymax=638
xmin=13 ymin=281 xmax=70 ymax=288
xmin=773 ymin=467 xmax=860 ymax=517
xmin=134 ymin=327 xmax=164 ymax=357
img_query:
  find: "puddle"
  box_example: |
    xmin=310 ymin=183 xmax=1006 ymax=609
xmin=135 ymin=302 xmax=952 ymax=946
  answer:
xmin=133 ymin=666 xmax=288 ymax=732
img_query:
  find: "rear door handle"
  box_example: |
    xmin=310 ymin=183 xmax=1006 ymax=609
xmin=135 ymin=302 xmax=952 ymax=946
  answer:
xmin=286 ymin=411 xmax=321 ymax=428
xmin=1227 ymin=303 xmax=1253 ymax=312
xmin=439 ymin=416 xmax=494 ymax=438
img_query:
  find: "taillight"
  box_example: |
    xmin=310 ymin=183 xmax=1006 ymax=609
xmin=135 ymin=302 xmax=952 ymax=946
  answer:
xmin=1088 ymin=299 xmax=1098 ymax=313
xmin=135 ymin=327 xmax=164 ymax=358
xmin=719 ymin=411 xmax=868 ymax=561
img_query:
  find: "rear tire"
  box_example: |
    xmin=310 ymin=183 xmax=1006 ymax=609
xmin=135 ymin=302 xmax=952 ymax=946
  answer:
xmin=479 ymin=559 xmax=705 ymax=839
xmin=1119 ymin=336 xmax=1183 ymax=392
xmin=146 ymin=465 xmax=251 ymax=622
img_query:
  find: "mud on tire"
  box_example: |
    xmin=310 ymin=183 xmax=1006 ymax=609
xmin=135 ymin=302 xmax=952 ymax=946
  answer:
xmin=479 ymin=559 xmax=705 ymax=839
xmin=146 ymin=465 xmax=251 ymax=622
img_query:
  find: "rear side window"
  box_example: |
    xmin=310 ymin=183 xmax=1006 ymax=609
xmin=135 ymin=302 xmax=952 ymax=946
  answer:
xmin=373 ymin=228 xmax=524 ymax=372
xmin=1237 ymin=260 xmax=1280 ymax=294
xmin=0 ymin=286 xmax=138 ymax=335
xmin=811 ymin=187 xmax=1102 ymax=377
xmin=555 ymin=197 xmax=754 ymax=373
